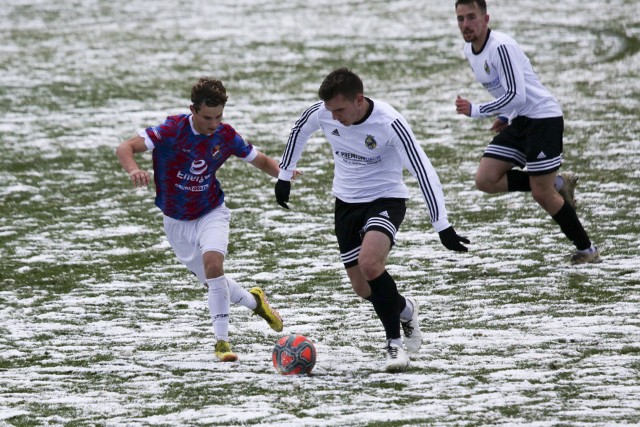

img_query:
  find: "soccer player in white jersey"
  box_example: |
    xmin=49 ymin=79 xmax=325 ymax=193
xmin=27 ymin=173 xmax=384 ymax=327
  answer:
xmin=275 ymin=68 xmax=469 ymax=372
xmin=116 ymin=78 xmax=294 ymax=362
xmin=454 ymin=0 xmax=600 ymax=264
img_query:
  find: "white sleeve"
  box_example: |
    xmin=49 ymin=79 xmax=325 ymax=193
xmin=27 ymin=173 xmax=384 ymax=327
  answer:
xmin=390 ymin=117 xmax=451 ymax=232
xmin=472 ymin=44 xmax=527 ymax=118
xmin=239 ymin=148 xmax=258 ymax=163
xmin=278 ymin=102 xmax=322 ymax=181
xmin=138 ymin=129 xmax=155 ymax=151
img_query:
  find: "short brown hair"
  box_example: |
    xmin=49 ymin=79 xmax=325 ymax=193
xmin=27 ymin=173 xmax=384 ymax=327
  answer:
xmin=455 ymin=0 xmax=487 ymax=14
xmin=318 ymin=68 xmax=364 ymax=101
xmin=191 ymin=78 xmax=228 ymax=112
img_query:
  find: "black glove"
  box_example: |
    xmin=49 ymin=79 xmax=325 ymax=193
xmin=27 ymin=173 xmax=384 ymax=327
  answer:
xmin=275 ymin=179 xmax=291 ymax=209
xmin=438 ymin=226 xmax=470 ymax=252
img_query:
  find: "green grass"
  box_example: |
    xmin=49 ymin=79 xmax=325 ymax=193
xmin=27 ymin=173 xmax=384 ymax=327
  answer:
xmin=1 ymin=1 xmax=639 ymax=426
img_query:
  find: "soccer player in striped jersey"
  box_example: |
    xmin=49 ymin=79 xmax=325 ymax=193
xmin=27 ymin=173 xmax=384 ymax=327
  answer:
xmin=275 ymin=68 xmax=469 ymax=372
xmin=116 ymin=78 xmax=294 ymax=362
xmin=454 ymin=0 xmax=600 ymax=264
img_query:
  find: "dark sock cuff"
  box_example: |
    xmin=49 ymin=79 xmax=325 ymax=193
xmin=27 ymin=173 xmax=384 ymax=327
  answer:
xmin=368 ymin=270 xmax=393 ymax=290
xmin=367 ymin=270 xmax=402 ymax=340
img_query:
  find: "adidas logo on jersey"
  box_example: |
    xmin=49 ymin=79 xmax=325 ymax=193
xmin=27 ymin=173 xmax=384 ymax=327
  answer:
xmin=379 ymin=210 xmax=390 ymax=218
xmin=332 ymin=129 xmax=340 ymax=136
xmin=537 ymin=151 xmax=547 ymax=159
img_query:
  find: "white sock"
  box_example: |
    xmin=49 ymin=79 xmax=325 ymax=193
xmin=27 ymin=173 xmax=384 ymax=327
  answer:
xmin=400 ymin=297 xmax=414 ymax=322
xmin=577 ymin=244 xmax=597 ymax=254
xmin=554 ymin=175 xmax=564 ymax=191
xmin=206 ymin=276 xmax=230 ymax=341
xmin=388 ymin=338 xmax=403 ymax=347
xmin=226 ymin=276 xmax=257 ymax=310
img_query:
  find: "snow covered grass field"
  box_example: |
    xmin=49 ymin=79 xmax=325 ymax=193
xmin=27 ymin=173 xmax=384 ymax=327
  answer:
xmin=1 ymin=0 xmax=639 ymax=425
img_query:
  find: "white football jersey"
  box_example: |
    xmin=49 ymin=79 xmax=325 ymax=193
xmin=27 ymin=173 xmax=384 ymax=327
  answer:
xmin=279 ymin=98 xmax=451 ymax=232
xmin=463 ymin=29 xmax=562 ymax=119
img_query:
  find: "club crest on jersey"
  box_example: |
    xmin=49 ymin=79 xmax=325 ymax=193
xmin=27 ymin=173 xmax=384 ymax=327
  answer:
xmin=365 ymin=134 xmax=377 ymax=150
xmin=212 ymin=145 xmax=221 ymax=159
xmin=190 ymin=159 xmax=208 ymax=175
xmin=484 ymin=60 xmax=490 ymax=75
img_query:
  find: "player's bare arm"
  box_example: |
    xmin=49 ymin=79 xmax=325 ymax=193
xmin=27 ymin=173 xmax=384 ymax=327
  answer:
xmin=249 ymin=151 xmax=280 ymax=178
xmin=250 ymin=151 xmax=303 ymax=181
xmin=116 ymin=135 xmax=150 ymax=187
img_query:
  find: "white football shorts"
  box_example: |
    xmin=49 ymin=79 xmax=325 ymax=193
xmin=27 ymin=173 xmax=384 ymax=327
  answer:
xmin=162 ymin=204 xmax=231 ymax=284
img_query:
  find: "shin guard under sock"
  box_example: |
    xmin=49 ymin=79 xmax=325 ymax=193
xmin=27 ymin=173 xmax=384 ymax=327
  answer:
xmin=367 ymin=270 xmax=402 ymax=340
xmin=552 ymin=201 xmax=592 ymax=250
xmin=206 ymin=276 xmax=231 ymax=341
xmin=225 ymin=276 xmax=256 ymax=309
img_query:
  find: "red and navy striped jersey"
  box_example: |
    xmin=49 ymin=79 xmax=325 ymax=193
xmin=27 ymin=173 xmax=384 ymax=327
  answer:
xmin=141 ymin=114 xmax=255 ymax=220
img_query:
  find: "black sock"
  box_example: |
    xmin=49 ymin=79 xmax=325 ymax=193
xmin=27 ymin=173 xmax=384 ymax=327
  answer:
xmin=507 ymin=170 xmax=531 ymax=192
xmin=552 ymin=201 xmax=591 ymax=250
xmin=367 ymin=270 xmax=402 ymax=340
xmin=366 ymin=294 xmax=406 ymax=315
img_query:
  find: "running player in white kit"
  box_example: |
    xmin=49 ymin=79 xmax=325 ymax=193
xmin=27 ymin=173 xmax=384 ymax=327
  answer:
xmin=454 ymin=0 xmax=600 ymax=264
xmin=276 ymin=68 xmax=469 ymax=372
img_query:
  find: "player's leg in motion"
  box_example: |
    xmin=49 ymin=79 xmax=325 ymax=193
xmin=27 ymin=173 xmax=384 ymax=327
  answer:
xmin=476 ymin=155 xmax=599 ymax=264
xmin=336 ymin=198 xmax=419 ymax=370
xmin=195 ymin=205 xmax=283 ymax=362
xmin=163 ymin=214 xmax=235 ymax=361
xmin=475 ymin=157 xmax=514 ymax=194
xmin=349 ymin=230 xmax=410 ymax=372
xmin=349 ymin=270 xmax=421 ymax=354
xmin=203 ymin=251 xmax=238 ymax=362
xmin=530 ymin=173 xmax=600 ymax=264
xmin=477 ymin=157 xmax=578 ymax=206
xmin=203 ymin=252 xmax=284 ymax=363
xmin=520 ymin=115 xmax=599 ymax=263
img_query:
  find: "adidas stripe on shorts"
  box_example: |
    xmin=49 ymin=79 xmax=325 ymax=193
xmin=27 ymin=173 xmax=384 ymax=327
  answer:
xmin=483 ymin=116 xmax=564 ymax=176
xmin=334 ymin=197 xmax=406 ymax=268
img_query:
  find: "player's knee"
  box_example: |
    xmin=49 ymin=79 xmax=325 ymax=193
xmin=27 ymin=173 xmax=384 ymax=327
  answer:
xmin=531 ymin=187 xmax=557 ymax=211
xmin=531 ymin=188 xmax=543 ymax=203
xmin=358 ymin=257 xmax=385 ymax=281
xmin=204 ymin=266 xmax=224 ymax=279
xmin=203 ymin=251 xmax=225 ymax=279
xmin=475 ymin=173 xmax=494 ymax=193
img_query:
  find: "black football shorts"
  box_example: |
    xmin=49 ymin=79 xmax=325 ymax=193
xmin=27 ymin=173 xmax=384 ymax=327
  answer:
xmin=483 ymin=116 xmax=564 ymax=176
xmin=334 ymin=197 xmax=406 ymax=268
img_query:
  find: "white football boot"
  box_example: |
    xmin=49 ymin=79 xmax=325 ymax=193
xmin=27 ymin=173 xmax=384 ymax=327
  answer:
xmin=385 ymin=341 xmax=410 ymax=373
xmin=401 ymin=297 xmax=423 ymax=353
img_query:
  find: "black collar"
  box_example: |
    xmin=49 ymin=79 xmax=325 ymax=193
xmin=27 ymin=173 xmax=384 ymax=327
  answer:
xmin=472 ymin=28 xmax=491 ymax=55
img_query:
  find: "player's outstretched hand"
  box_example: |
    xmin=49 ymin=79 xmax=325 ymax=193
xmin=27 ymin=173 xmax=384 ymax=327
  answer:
xmin=275 ymin=179 xmax=291 ymax=209
xmin=438 ymin=226 xmax=470 ymax=252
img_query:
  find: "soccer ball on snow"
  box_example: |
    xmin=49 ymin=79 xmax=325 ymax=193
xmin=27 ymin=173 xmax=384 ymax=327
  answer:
xmin=272 ymin=334 xmax=316 ymax=375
